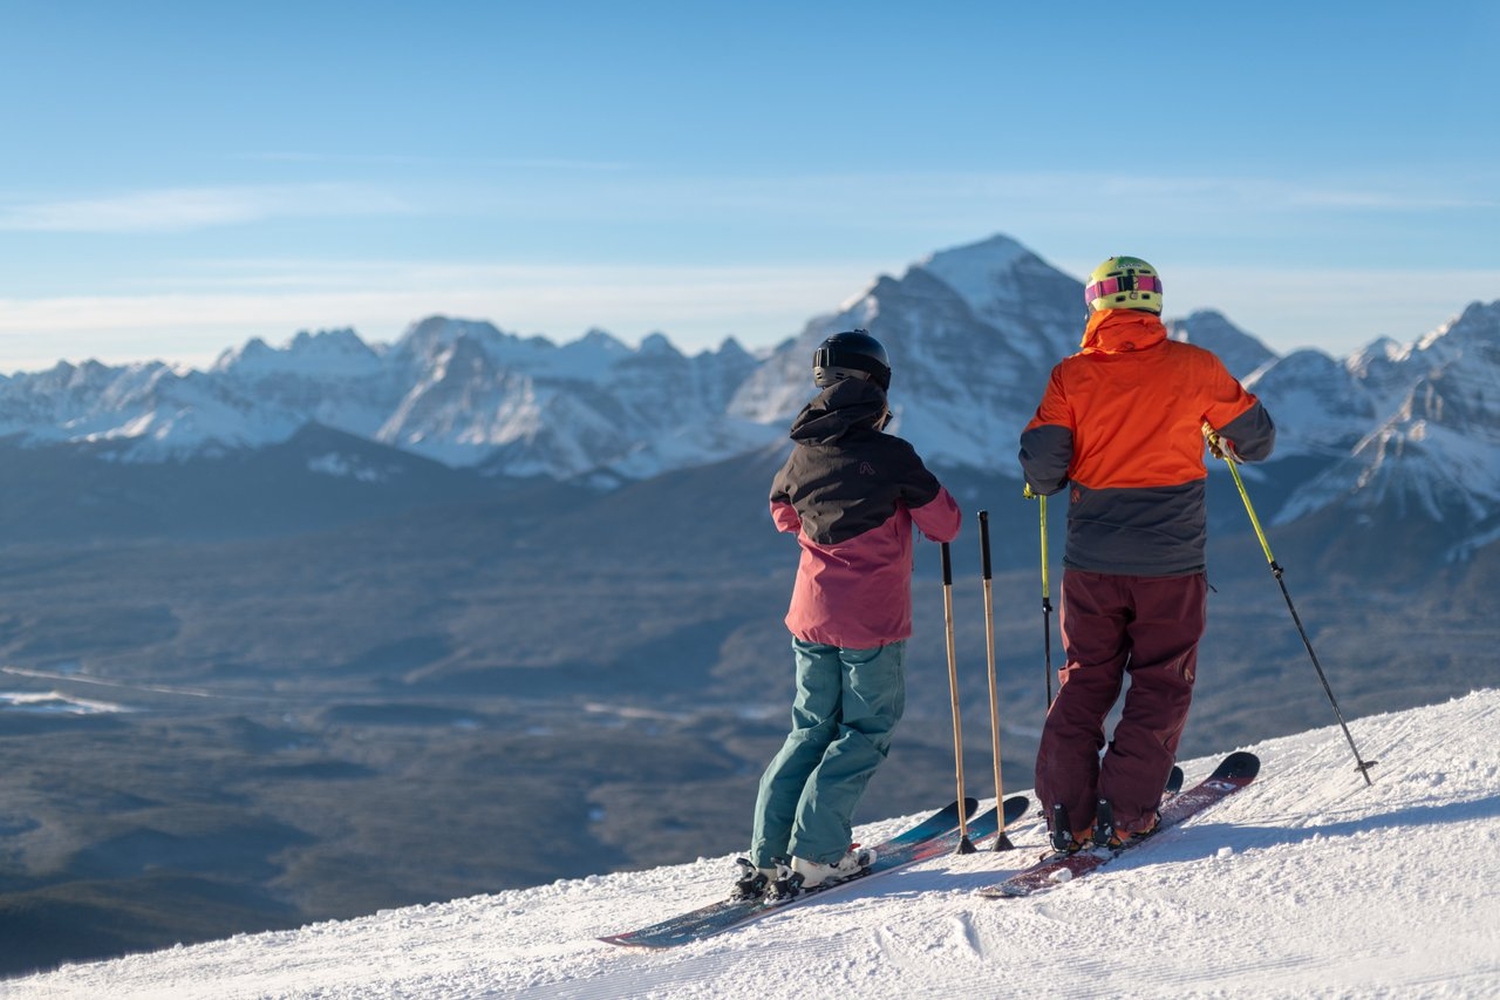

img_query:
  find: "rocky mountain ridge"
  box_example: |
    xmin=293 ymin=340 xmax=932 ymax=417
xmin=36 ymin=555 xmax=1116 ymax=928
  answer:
xmin=2 ymin=235 xmax=1496 ymax=554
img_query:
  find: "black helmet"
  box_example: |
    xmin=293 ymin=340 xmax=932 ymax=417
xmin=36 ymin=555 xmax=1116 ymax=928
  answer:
xmin=812 ymin=329 xmax=891 ymax=390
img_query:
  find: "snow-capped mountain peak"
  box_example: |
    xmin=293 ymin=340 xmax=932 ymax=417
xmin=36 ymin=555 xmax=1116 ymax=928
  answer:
xmin=915 ymin=233 xmax=1036 ymax=313
xmin=1268 ymin=298 xmax=1500 ymax=537
xmin=213 ymin=328 xmax=383 ymax=377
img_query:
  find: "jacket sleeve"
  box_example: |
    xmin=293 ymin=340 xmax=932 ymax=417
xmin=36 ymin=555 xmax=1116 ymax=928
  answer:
xmin=770 ymin=498 xmax=801 ymax=534
xmin=1018 ymin=365 xmax=1074 ymax=495
xmin=1201 ymin=361 xmax=1276 ymax=462
xmin=769 ymin=459 xmax=802 ymax=534
xmin=891 ymin=439 xmax=962 ymax=543
xmin=910 ymin=486 xmax=961 ymax=544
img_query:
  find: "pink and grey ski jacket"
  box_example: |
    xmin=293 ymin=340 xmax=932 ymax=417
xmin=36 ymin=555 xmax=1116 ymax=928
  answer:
xmin=770 ymin=377 xmax=961 ymax=649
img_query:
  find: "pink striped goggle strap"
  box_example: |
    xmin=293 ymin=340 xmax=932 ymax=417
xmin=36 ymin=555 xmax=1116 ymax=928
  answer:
xmin=1086 ymin=274 xmax=1162 ymax=303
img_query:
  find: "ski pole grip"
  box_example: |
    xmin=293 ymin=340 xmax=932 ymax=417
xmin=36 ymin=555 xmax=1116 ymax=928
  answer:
xmin=941 ymin=541 xmax=953 ymax=587
xmin=979 ymin=510 xmax=992 ymax=581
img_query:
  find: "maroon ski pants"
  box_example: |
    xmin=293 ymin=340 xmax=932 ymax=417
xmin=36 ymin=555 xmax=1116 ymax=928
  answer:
xmin=1035 ymin=569 xmax=1207 ymax=838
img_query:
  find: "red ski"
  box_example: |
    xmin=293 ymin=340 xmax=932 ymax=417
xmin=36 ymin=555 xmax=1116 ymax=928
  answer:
xmin=978 ymin=751 xmax=1259 ymax=898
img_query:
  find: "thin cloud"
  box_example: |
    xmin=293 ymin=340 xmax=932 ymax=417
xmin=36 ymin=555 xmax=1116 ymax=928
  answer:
xmin=858 ymin=170 xmax=1500 ymax=217
xmin=452 ymin=168 xmax=1498 ymax=236
xmin=0 ymin=183 xmax=411 ymax=233
xmin=236 ymin=151 xmax=637 ymax=171
xmin=0 ymin=261 xmax=881 ymax=370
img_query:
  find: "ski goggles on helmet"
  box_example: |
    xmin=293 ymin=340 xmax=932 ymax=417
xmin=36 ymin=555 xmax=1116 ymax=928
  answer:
xmin=1084 ymin=273 xmax=1162 ymax=304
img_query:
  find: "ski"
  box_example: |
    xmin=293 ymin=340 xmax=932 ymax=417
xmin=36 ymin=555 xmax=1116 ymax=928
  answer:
xmin=601 ymin=794 xmax=1029 ymax=948
xmin=1165 ymin=763 xmax=1185 ymax=798
xmin=978 ymin=751 xmax=1258 ymax=899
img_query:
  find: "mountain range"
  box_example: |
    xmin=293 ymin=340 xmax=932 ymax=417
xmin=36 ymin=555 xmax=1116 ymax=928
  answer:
xmin=4 ymin=233 xmax=1496 ymax=561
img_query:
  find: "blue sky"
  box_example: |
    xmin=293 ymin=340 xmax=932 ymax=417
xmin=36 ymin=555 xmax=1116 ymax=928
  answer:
xmin=1 ymin=1 xmax=1496 ymax=372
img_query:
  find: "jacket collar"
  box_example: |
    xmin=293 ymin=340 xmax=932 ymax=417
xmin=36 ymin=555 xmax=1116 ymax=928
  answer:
xmin=1080 ymin=309 xmax=1168 ymax=355
xmin=789 ymin=377 xmax=888 ymax=444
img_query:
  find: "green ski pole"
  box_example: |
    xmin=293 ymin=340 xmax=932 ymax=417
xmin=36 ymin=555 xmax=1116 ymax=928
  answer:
xmin=1207 ymin=428 xmax=1377 ymax=786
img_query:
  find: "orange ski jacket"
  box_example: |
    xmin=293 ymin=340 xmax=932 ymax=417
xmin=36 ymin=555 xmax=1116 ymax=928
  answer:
xmin=1019 ymin=309 xmax=1275 ymax=575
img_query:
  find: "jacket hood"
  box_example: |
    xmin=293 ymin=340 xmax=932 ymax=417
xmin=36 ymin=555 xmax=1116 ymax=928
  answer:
xmin=1081 ymin=309 xmax=1169 ymax=355
xmin=789 ymin=377 xmax=889 ymax=445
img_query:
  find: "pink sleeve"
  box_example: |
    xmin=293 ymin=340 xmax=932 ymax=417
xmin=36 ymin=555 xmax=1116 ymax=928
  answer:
xmin=910 ymin=487 xmax=961 ymax=543
xmin=770 ymin=498 xmax=802 ymax=534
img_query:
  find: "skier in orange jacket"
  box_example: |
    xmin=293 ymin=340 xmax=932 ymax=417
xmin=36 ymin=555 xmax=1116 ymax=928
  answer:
xmin=1019 ymin=255 xmax=1275 ymax=851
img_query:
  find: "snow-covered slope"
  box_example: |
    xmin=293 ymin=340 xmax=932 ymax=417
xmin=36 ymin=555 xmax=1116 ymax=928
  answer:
xmin=8 ymin=690 xmax=1497 ymax=999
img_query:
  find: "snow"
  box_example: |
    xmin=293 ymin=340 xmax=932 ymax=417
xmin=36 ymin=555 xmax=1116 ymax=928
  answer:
xmin=916 ymin=234 xmax=1032 ymax=314
xmin=305 ymin=453 xmax=395 ymax=483
xmin=0 ymin=690 xmax=127 ymax=714
xmin=7 ymin=690 xmax=1499 ymax=999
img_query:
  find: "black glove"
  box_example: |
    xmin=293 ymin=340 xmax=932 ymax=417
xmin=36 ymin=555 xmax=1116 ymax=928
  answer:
xmin=1023 ymin=481 xmax=1066 ymax=499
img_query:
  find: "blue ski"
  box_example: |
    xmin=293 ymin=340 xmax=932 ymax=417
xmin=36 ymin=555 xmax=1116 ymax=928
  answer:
xmin=601 ymin=794 xmax=1029 ymax=948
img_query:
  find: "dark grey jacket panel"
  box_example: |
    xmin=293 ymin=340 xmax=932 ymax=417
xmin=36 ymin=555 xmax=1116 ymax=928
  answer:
xmin=1062 ymin=480 xmax=1209 ymax=576
xmin=771 ymin=378 xmax=942 ymax=546
xmin=1018 ymin=423 xmax=1074 ymax=497
xmin=1219 ymin=401 xmax=1277 ymax=462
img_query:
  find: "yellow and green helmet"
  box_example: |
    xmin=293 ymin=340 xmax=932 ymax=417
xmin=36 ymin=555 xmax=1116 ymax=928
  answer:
xmin=1085 ymin=256 xmax=1163 ymax=314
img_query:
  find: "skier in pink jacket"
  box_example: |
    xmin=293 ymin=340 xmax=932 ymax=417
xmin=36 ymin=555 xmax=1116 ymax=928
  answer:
xmin=734 ymin=330 xmax=961 ymax=901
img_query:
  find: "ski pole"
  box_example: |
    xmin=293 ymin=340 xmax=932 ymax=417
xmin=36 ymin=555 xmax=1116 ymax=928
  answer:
xmin=1208 ymin=430 xmax=1377 ymax=786
xmin=1024 ymin=485 xmax=1055 ymax=706
xmin=940 ymin=541 xmax=976 ymax=854
xmin=978 ymin=512 xmax=1015 ymax=851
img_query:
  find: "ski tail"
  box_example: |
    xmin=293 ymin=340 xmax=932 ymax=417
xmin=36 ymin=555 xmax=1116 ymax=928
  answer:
xmin=1213 ymin=751 xmax=1260 ymax=782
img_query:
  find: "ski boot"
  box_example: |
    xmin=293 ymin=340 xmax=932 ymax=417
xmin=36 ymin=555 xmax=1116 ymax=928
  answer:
xmin=1046 ymin=803 xmax=1089 ymax=858
xmin=730 ymin=858 xmax=776 ymax=901
xmin=1096 ymin=798 xmax=1161 ymax=849
xmin=789 ymin=844 xmax=876 ymax=890
xmin=765 ymin=863 xmax=803 ymax=905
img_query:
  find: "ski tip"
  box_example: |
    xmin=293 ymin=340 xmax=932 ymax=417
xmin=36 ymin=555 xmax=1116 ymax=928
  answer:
xmin=1214 ymin=751 xmax=1261 ymax=781
xmin=932 ymin=797 xmax=980 ymax=825
xmin=600 ymin=933 xmax=678 ymax=949
xmin=977 ymin=883 xmax=1030 ymax=899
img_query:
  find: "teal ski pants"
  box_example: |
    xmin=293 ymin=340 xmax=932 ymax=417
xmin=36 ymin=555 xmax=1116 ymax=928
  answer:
xmin=749 ymin=638 xmax=906 ymax=868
